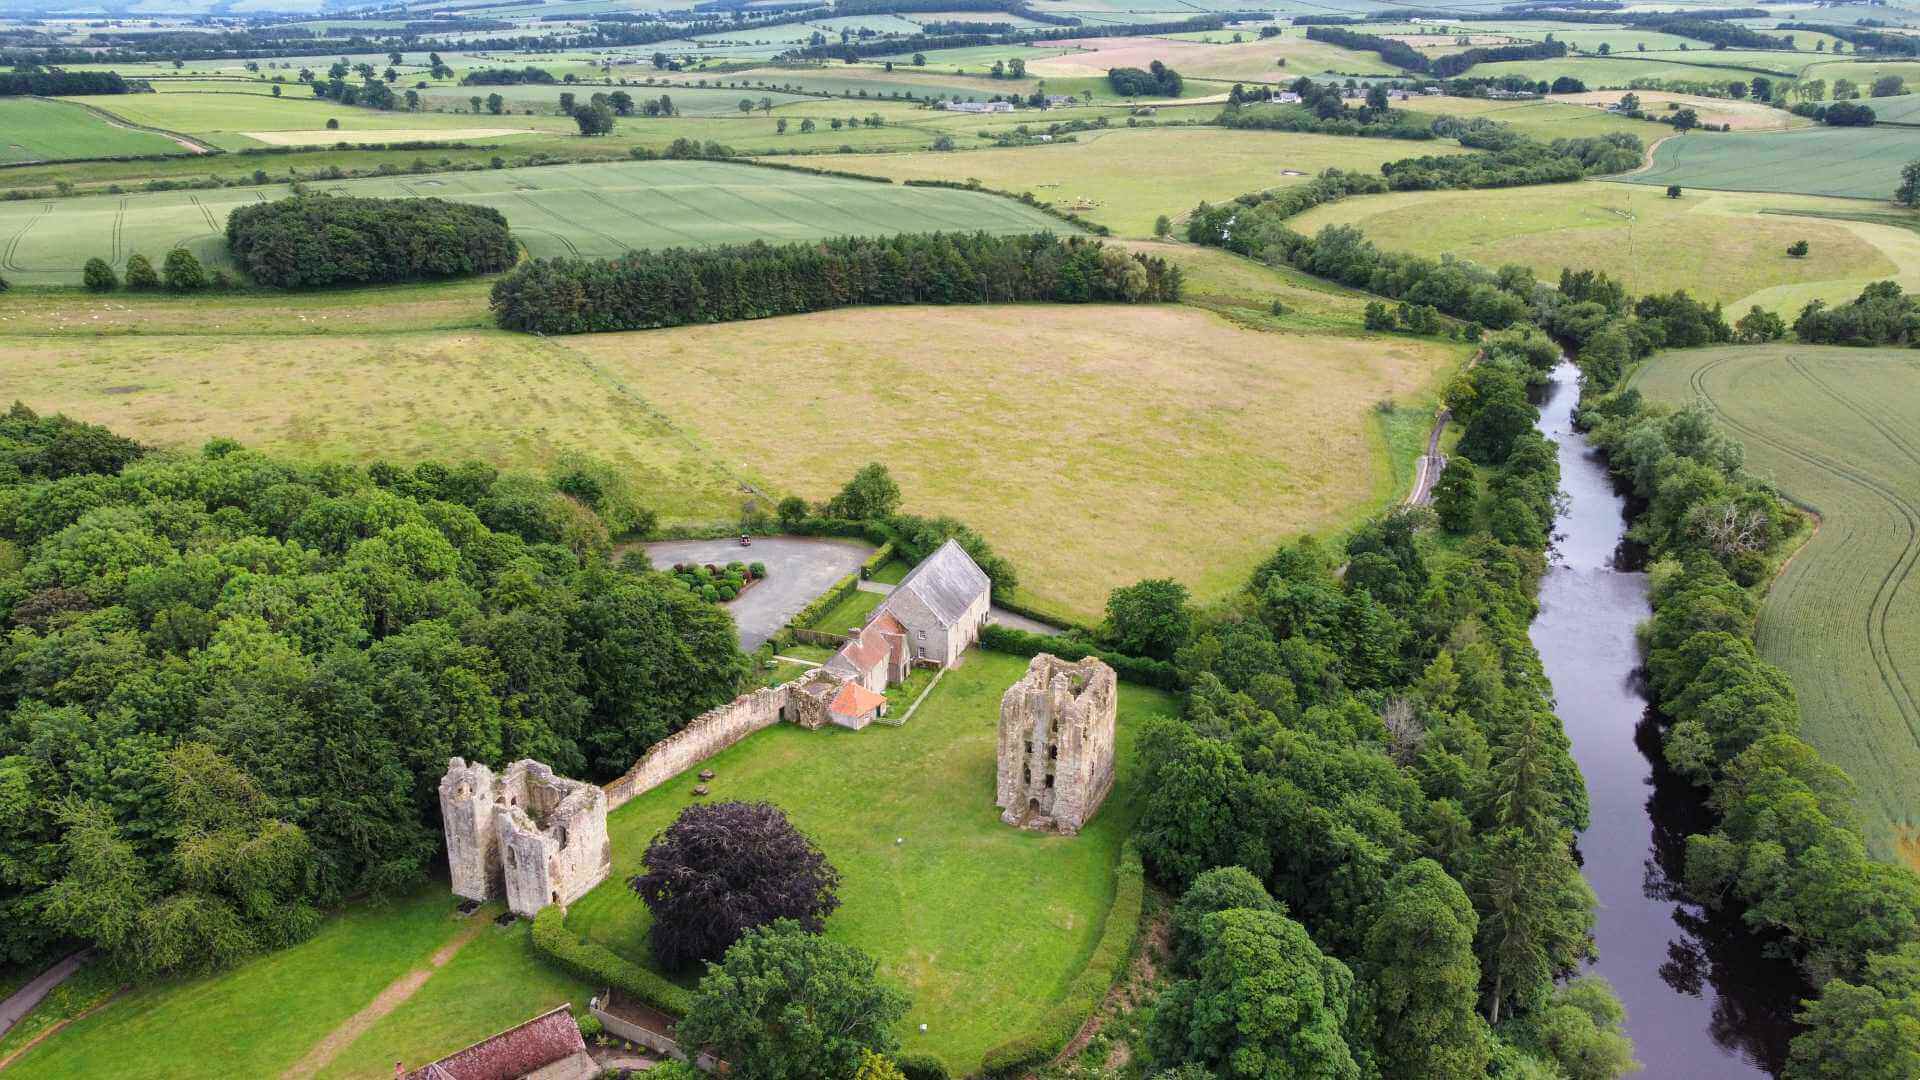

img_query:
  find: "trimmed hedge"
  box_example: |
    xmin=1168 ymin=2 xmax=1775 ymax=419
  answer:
xmin=979 ymin=624 xmax=1182 ymax=691
xmin=978 ymin=841 xmax=1145 ymax=1076
xmin=790 ymin=573 xmax=860 ymax=632
xmin=861 ymin=540 xmax=895 ymax=576
xmin=530 ymin=906 xmax=694 ymax=1015
xmin=895 ymin=1053 xmax=950 ymax=1080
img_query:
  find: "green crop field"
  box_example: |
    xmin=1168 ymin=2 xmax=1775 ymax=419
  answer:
xmin=0 ymin=97 xmax=193 ymax=163
xmin=1617 ymin=126 xmax=1920 ymax=200
xmin=832 ymin=126 xmax=1472 ymax=237
xmin=1633 ymin=345 xmax=1920 ymax=867
xmin=0 ymin=159 xmax=1069 ymax=287
xmin=564 ymin=650 xmax=1175 ymax=1074
xmin=1289 ymin=182 xmax=1915 ymax=310
xmin=1471 ymin=52 xmax=1808 ymax=86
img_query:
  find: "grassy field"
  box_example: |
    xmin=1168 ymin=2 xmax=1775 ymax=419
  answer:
xmin=831 ymin=127 xmax=1470 ymax=236
xmin=1471 ymin=52 xmax=1809 ymax=86
xmin=1288 ymin=181 xmax=1913 ymax=309
xmin=0 ymin=159 xmax=1069 ymax=286
xmin=0 ymin=97 xmax=193 ymax=163
xmin=2 ymin=283 xmax=1459 ymax=619
xmin=563 ymin=649 xmax=1175 ymax=1074
xmin=1618 ymin=125 xmax=1920 ymax=200
xmin=1553 ymin=90 xmax=1810 ymax=132
xmin=1632 ymin=345 xmax=1920 ymax=867
xmin=1401 ymin=95 xmax=1658 ymax=141
xmin=2 ymin=888 xmax=586 ymax=1079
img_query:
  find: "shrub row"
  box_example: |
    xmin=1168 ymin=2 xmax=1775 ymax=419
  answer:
xmin=861 ymin=541 xmax=895 ymax=576
xmin=898 ymin=178 xmax=1112 ymax=235
xmin=893 ymin=1052 xmax=951 ymax=1080
xmin=489 ymin=233 xmax=1179 ymax=335
xmin=789 ymin=573 xmax=860 ymax=632
xmin=530 ymin=906 xmax=695 ymax=1016
xmin=978 ymin=841 xmax=1144 ymax=1076
xmin=746 ymin=158 xmax=895 ymax=184
xmin=979 ymin=624 xmax=1181 ymax=690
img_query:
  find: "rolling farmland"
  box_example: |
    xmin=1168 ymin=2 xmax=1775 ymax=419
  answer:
xmin=0 ymin=159 xmax=1070 ymax=286
xmin=1616 ymin=126 xmax=1920 ymax=200
xmin=0 ymin=98 xmax=195 ymax=163
xmin=1633 ymin=345 xmax=1920 ymax=864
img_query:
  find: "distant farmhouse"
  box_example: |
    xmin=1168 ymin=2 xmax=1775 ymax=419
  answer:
xmin=790 ymin=539 xmax=991 ymax=730
xmin=941 ymin=100 xmax=1013 ymax=113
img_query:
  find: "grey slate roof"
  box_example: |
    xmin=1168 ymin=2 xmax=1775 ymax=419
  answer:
xmin=883 ymin=538 xmax=989 ymax=629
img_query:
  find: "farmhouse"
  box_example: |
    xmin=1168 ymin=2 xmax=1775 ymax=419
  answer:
xmin=440 ymin=758 xmax=610 ymax=917
xmin=942 ymin=100 xmax=1013 ymax=113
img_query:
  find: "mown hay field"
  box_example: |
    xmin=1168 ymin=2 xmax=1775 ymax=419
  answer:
xmin=1289 ymin=181 xmax=1916 ymax=309
xmin=1633 ymin=345 xmax=1920 ymax=865
xmin=3 ymin=290 xmax=1460 ymax=620
xmin=0 ymin=159 xmax=1068 ymax=286
xmin=565 ymin=651 xmax=1174 ymax=1075
xmin=831 ymin=126 xmax=1472 ymax=236
xmin=0 ymin=97 xmax=193 ymax=163
xmin=1617 ymin=125 xmax=1920 ymax=200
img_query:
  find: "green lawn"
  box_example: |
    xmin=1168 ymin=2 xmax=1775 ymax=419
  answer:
xmin=0 ymin=98 xmax=191 ymax=164
xmin=869 ymin=559 xmax=911 ymax=585
xmin=809 ymin=586 xmax=887 ymax=634
xmin=4 ymin=888 xmax=543 ymax=1080
xmin=563 ymin=649 xmax=1175 ymax=1074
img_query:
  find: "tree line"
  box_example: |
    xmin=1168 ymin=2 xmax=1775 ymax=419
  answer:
xmin=1107 ymin=61 xmax=1182 ymax=97
xmin=488 ymin=232 xmax=1183 ymax=335
xmin=1219 ymin=79 xmax=1439 ymax=141
xmin=459 ymin=65 xmax=559 ymax=86
xmin=0 ymin=404 xmax=748 ymax=978
xmin=225 ymin=194 xmax=516 ymax=289
xmin=1123 ymin=327 xmax=1633 ymax=1077
xmin=1304 ymin=25 xmax=1569 ymax=78
xmin=0 ymin=69 xmax=145 ymax=96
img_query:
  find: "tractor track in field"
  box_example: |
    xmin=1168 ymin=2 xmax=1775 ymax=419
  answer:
xmin=1783 ymin=354 xmax=1920 ymax=740
xmin=1690 ymin=352 xmax=1920 ymax=753
xmin=0 ymin=202 xmax=53 ymax=272
xmin=579 ymin=189 xmax=708 ymax=247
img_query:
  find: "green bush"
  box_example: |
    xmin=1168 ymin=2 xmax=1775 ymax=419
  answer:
xmin=717 ymin=585 xmax=737 ymax=601
xmin=978 ymin=842 xmax=1145 ymax=1076
xmin=529 ymin=906 xmax=694 ymax=1015
xmin=861 ymin=541 xmax=895 ymax=575
xmin=163 ymin=248 xmax=208 ymax=292
xmin=749 ymin=561 xmax=767 ymax=577
xmin=124 ymin=252 xmax=159 ymax=290
xmin=577 ymin=1011 xmax=603 ymax=1041
xmin=979 ymin=624 xmax=1181 ymax=690
xmin=895 ymin=1052 xmax=951 ymax=1080
xmin=82 ymin=257 xmax=117 ymax=292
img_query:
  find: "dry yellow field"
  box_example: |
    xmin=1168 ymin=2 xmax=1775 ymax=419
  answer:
xmin=563 ymin=304 xmax=1458 ymax=615
xmin=1 ymin=296 xmax=1457 ymax=619
xmin=1554 ymin=90 xmax=1811 ymax=131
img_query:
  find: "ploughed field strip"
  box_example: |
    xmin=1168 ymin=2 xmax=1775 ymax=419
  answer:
xmin=0 ymin=159 xmax=1072 ymax=286
xmin=1617 ymin=125 xmax=1920 ymax=200
xmin=1634 ymin=345 xmax=1920 ymax=860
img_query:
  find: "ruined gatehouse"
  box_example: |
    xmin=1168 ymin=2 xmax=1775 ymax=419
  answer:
xmin=995 ymin=653 xmax=1118 ymax=835
xmin=440 ymin=758 xmax=610 ymax=917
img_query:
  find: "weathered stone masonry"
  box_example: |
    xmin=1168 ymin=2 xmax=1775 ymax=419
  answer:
xmin=995 ymin=653 xmax=1118 ymax=835
xmin=440 ymin=758 xmax=611 ymax=917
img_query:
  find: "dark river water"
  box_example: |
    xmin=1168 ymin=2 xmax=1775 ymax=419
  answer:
xmin=1528 ymin=362 xmax=1807 ymax=1077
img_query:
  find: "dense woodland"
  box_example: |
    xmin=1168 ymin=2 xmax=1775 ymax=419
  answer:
xmin=225 ymin=195 xmax=518 ymax=288
xmin=0 ymin=408 xmax=747 ymax=975
xmin=489 ymin=232 xmax=1183 ymax=334
xmin=0 ymin=69 xmax=143 ymax=96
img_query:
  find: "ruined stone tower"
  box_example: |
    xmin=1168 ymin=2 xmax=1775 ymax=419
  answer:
xmin=995 ymin=653 xmax=1118 ymax=835
xmin=439 ymin=758 xmax=611 ymax=917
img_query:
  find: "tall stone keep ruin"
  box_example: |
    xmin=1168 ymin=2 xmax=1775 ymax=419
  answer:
xmin=996 ymin=653 xmax=1118 ymax=835
xmin=440 ymin=758 xmax=610 ymax=917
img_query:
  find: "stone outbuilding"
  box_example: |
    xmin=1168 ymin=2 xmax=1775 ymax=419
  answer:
xmin=875 ymin=538 xmax=990 ymax=668
xmin=995 ymin=653 xmax=1118 ymax=835
xmin=787 ymin=668 xmax=889 ymax=731
xmin=404 ymin=1004 xmax=595 ymax=1080
xmin=440 ymin=758 xmax=610 ymax=917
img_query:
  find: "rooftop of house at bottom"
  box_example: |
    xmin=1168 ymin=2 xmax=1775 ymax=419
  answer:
xmin=791 ymin=538 xmax=991 ymax=731
xmin=404 ymin=1004 xmax=594 ymax=1080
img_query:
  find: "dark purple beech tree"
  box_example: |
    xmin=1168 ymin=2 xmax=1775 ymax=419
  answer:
xmin=631 ymin=801 xmax=840 ymax=971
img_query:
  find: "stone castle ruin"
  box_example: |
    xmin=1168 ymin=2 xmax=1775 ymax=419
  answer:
xmin=440 ymin=758 xmax=610 ymax=917
xmin=995 ymin=653 xmax=1118 ymax=835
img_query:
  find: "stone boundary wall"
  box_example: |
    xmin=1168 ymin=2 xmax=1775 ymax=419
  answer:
xmin=604 ymin=683 xmax=792 ymax=810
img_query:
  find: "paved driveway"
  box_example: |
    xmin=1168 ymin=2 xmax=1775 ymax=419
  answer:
xmin=644 ymin=536 xmax=876 ymax=649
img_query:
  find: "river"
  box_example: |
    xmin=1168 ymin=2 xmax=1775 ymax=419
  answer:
xmin=1528 ymin=362 xmax=1806 ymax=1077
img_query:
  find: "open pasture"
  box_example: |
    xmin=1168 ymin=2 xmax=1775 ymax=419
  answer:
xmin=1617 ymin=125 xmax=1920 ymax=200
xmin=1402 ymin=95 xmax=1657 ymax=141
xmin=564 ymin=650 xmax=1175 ymax=1074
xmin=1470 ymin=52 xmax=1808 ymax=87
xmin=65 ymin=90 xmax=563 ymax=149
xmin=1553 ymin=89 xmax=1809 ymax=131
xmin=2 ymin=296 xmax=1458 ymax=619
xmin=830 ymin=126 xmax=1471 ymax=236
xmin=0 ymin=97 xmax=193 ymax=163
xmin=1632 ymin=346 xmax=1920 ymax=865
xmin=0 ymin=159 xmax=1068 ymax=286
xmin=1289 ymin=182 xmax=1911 ymax=309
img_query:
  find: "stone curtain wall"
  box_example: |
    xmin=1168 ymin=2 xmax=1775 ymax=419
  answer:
xmin=604 ymin=684 xmax=792 ymax=810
